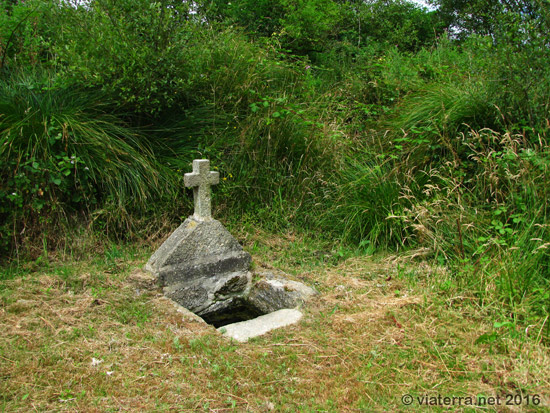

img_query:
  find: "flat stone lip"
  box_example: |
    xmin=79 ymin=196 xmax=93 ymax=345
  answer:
xmin=218 ymin=308 xmax=303 ymax=343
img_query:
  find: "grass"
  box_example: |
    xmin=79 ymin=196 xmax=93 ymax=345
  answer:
xmin=0 ymin=69 xmax=168 ymax=203
xmin=1 ymin=233 xmax=549 ymax=411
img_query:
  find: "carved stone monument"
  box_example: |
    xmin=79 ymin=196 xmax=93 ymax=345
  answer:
xmin=146 ymin=159 xmax=253 ymax=325
xmin=146 ymin=159 xmax=317 ymax=340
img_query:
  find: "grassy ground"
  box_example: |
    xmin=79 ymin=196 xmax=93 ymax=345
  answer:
xmin=1 ymin=230 xmax=549 ymax=412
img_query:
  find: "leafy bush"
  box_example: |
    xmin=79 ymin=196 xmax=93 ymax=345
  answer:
xmin=160 ymin=31 xmax=340 ymax=226
xmin=347 ymin=0 xmax=443 ymax=52
xmin=49 ymin=0 xmax=197 ymax=116
xmin=0 ymin=0 xmax=51 ymax=71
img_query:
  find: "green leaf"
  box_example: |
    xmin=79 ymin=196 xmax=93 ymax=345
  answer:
xmin=494 ymin=321 xmax=514 ymax=329
xmin=475 ymin=332 xmax=498 ymax=345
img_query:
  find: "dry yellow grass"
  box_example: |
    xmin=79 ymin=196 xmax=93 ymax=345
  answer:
xmin=1 ymin=247 xmax=549 ymax=411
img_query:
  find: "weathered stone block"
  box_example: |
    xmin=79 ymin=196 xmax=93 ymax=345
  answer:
xmin=145 ymin=217 xmax=251 ymax=315
xmin=146 ymin=217 xmax=251 ymax=284
xmin=164 ymin=271 xmax=252 ymax=315
xmin=248 ymin=270 xmax=318 ymax=314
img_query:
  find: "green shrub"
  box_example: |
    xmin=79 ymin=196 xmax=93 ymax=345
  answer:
xmin=0 ymin=0 xmax=51 ymax=71
xmin=49 ymin=0 xmax=198 ymax=116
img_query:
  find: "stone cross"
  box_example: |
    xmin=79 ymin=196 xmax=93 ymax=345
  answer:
xmin=184 ymin=159 xmax=219 ymax=221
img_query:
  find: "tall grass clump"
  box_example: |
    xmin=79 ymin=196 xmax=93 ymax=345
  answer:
xmin=398 ymin=128 xmax=550 ymax=337
xmin=386 ymin=81 xmax=499 ymax=172
xmin=313 ymin=151 xmax=405 ymax=249
xmin=0 ymin=70 xmax=173 ymax=257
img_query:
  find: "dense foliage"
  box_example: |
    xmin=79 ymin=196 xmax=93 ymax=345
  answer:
xmin=1 ymin=0 xmax=549 ymax=335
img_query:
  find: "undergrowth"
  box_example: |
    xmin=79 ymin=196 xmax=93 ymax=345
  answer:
xmin=1 ymin=0 xmax=549 ymax=341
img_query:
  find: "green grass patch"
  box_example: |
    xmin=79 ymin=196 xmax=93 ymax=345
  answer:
xmin=1 ymin=233 xmax=548 ymax=411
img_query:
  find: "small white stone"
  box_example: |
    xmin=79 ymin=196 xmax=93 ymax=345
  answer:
xmin=91 ymin=358 xmax=103 ymax=366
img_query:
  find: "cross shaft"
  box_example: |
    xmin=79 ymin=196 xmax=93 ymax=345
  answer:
xmin=184 ymin=159 xmax=219 ymax=221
